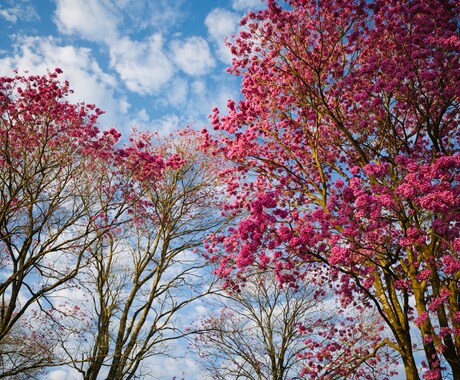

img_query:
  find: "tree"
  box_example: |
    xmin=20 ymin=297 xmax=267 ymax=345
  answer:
xmin=195 ymin=269 xmax=396 ymax=380
xmin=0 ymin=70 xmax=126 ymax=376
xmin=0 ymin=308 xmax=55 ymax=379
xmin=57 ymin=129 xmax=227 ymax=380
xmin=205 ymin=1 xmax=460 ymax=379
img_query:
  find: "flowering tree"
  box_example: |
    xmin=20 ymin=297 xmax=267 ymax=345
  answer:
xmin=0 ymin=310 xmax=55 ymax=379
xmin=58 ymin=130 xmax=227 ymax=380
xmin=205 ymin=1 xmax=460 ymax=379
xmin=0 ymin=70 xmax=126 ymax=376
xmin=195 ymin=269 xmax=396 ymax=380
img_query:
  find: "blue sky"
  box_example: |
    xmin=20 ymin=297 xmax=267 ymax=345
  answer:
xmin=0 ymin=0 xmax=264 ymax=139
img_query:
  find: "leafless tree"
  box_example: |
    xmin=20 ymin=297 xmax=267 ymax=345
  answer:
xmin=193 ymin=269 xmax=332 ymax=380
xmin=57 ymin=130 xmax=228 ymax=380
xmin=194 ymin=268 xmax=394 ymax=380
xmin=0 ymin=71 xmax=128 ymax=377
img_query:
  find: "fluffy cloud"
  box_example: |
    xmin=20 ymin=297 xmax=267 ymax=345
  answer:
xmin=205 ymin=8 xmax=241 ymax=63
xmin=116 ymin=0 xmax=186 ymax=32
xmin=181 ymin=78 xmax=240 ymax=129
xmin=170 ymin=36 xmax=215 ymax=76
xmin=109 ymin=34 xmax=174 ymax=95
xmin=47 ymin=369 xmax=80 ymax=380
xmin=54 ymin=0 xmax=119 ymax=43
xmin=0 ymin=0 xmax=39 ymax=23
xmin=165 ymin=77 xmax=189 ymax=108
xmin=151 ymin=114 xmax=182 ymax=136
xmin=55 ymin=0 xmax=178 ymax=96
xmin=2 ymin=1 xmax=244 ymax=135
xmin=0 ymin=36 xmax=126 ymax=129
xmin=231 ymin=0 xmax=265 ymax=11
xmin=53 ymin=0 xmax=227 ymax=109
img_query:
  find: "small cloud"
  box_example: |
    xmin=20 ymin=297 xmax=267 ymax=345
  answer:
xmin=180 ymin=78 xmax=240 ymax=128
xmin=109 ymin=34 xmax=174 ymax=95
xmin=47 ymin=369 xmax=80 ymax=380
xmin=191 ymin=79 xmax=206 ymax=96
xmin=147 ymin=353 xmax=205 ymax=380
xmin=170 ymin=36 xmax=215 ymax=76
xmin=205 ymin=8 xmax=241 ymax=63
xmin=124 ymin=108 xmax=152 ymax=133
xmin=0 ymin=1 xmax=39 ymax=24
xmin=137 ymin=108 xmax=150 ymax=122
xmin=166 ymin=77 xmax=189 ymax=108
xmin=54 ymin=0 xmax=119 ymax=43
xmin=0 ymin=8 xmax=18 ymax=23
xmin=0 ymin=35 xmax=126 ymax=130
xmin=231 ymin=0 xmax=264 ymax=11
xmin=117 ymin=0 xmax=187 ymax=32
xmin=152 ymin=114 xmax=183 ymax=136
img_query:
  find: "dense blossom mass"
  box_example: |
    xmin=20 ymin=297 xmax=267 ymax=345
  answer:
xmin=205 ymin=0 xmax=460 ymax=379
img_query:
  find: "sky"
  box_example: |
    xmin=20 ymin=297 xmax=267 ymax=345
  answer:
xmin=0 ymin=0 xmax=265 ymax=140
xmin=0 ymin=1 xmax=265 ymax=379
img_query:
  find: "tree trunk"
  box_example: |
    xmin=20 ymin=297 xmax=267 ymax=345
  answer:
xmin=401 ymin=353 xmax=421 ymax=380
xmin=450 ymin=360 xmax=460 ymax=380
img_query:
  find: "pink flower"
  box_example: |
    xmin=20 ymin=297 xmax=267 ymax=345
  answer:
xmin=415 ymin=312 xmax=429 ymax=327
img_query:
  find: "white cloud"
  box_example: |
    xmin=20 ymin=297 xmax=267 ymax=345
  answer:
xmin=214 ymin=82 xmax=240 ymax=111
xmin=47 ymin=369 xmax=80 ymax=380
xmin=121 ymin=107 xmax=153 ymax=134
xmin=191 ymin=79 xmax=206 ymax=96
xmin=170 ymin=36 xmax=215 ymax=76
xmin=148 ymin=355 xmax=210 ymax=380
xmin=109 ymin=34 xmax=174 ymax=95
xmin=0 ymin=1 xmax=39 ymax=23
xmin=205 ymin=8 xmax=241 ymax=63
xmin=180 ymin=78 xmax=240 ymax=129
xmin=54 ymin=0 xmax=119 ymax=43
xmin=119 ymin=96 xmax=131 ymax=114
xmin=1 ymin=1 xmax=242 ymax=135
xmin=55 ymin=1 xmax=179 ymax=97
xmin=0 ymin=9 xmax=16 ymax=22
xmin=152 ymin=114 xmax=182 ymax=135
xmin=205 ymin=9 xmax=240 ymax=39
xmin=115 ymin=0 xmax=187 ymax=32
xmin=166 ymin=77 xmax=189 ymax=107
xmin=0 ymin=36 xmax=127 ymax=130
xmin=136 ymin=108 xmax=150 ymax=123
xmin=231 ymin=0 xmax=264 ymax=11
